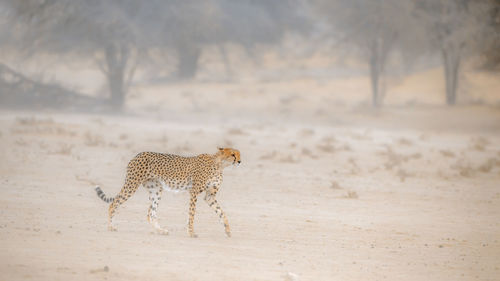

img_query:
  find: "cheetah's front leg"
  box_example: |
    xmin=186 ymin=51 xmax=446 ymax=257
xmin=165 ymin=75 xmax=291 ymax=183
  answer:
xmin=146 ymin=180 xmax=169 ymax=235
xmin=204 ymin=189 xmax=231 ymax=237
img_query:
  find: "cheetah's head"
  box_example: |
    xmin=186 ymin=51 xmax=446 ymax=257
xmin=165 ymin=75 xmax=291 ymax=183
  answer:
xmin=217 ymin=147 xmax=241 ymax=167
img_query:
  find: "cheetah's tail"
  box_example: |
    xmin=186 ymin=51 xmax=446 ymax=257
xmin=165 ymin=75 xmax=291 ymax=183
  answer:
xmin=95 ymin=186 xmax=114 ymax=203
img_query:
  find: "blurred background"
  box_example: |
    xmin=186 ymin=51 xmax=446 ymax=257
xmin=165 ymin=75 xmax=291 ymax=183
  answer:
xmin=0 ymin=0 xmax=498 ymax=118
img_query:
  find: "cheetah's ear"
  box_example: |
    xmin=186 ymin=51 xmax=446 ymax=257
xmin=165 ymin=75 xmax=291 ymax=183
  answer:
xmin=218 ymin=147 xmax=224 ymax=151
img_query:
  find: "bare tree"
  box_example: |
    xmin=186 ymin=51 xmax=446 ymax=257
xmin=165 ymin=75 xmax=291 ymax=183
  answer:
xmin=313 ymin=0 xmax=415 ymax=107
xmin=416 ymin=0 xmax=494 ymax=105
xmin=480 ymin=0 xmax=500 ymax=70
xmin=160 ymin=0 xmax=219 ymax=79
xmin=4 ymin=0 xmax=310 ymax=103
xmin=3 ymin=0 xmax=144 ymax=109
xmin=168 ymin=0 xmax=310 ymax=80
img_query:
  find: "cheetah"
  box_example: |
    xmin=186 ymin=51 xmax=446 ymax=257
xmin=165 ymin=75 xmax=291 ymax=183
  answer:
xmin=95 ymin=147 xmax=241 ymax=237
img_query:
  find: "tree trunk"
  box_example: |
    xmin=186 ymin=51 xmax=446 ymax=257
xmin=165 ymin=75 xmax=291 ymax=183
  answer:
xmin=370 ymin=55 xmax=379 ymax=107
xmin=218 ymin=44 xmax=233 ymax=81
xmin=370 ymin=39 xmax=383 ymax=107
xmin=441 ymin=48 xmax=461 ymax=105
xmin=105 ymin=44 xmax=129 ymax=109
xmin=176 ymin=42 xmax=200 ymax=80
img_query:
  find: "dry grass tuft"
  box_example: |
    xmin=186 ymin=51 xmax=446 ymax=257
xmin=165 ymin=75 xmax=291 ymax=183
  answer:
xmin=410 ymin=152 xmax=422 ymax=159
xmin=15 ymin=117 xmax=54 ymax=126
xmin=279 ymin=154 xmax=299 ymax=163
xmin=52 ymin=143 xmax=73 ymax=155
xmin=350 ymin=131 xmax=372 ymax=141
xmin=440 ymin=150 xmax=456 ymax=158
xmin=397 ymin=138 xmax=413 ymax=146
xmin=301 ymin=148 xmax=317 ymax=159
xmin=450 ymin=159 xmax=475 ymax=177
xmin=340 ymin=143 xmax=352 ymax=151
xmin=259 ymin=151 xmax=299 ymax=163
xmin=12 ymin=117 xmax=76 ymax=137
xmin=84 ymin=132 xmax=105 ymax=146
xmin=470 ymin=136 xmax=490 ymax=151
xmin=298 ymin=128 xmax=315 ymax=137
xmin=316 ymin=143 xmax=335 ymax=153
xmin=343 ymin=190 xmax=359 ymax=199
xmin=227 ymin=128 xmax=246 ymax=135
xmin=15 ymin=139 xmax=28 ymax=146
xmin=396 ymin=169 xmax=413 ymax=182
xmin=477 ymin=158 xmax=499 ymax=173
xmin=321 ymin=136 xmax=337 ymax=143
xmin=379 ymin=146 xmax=420 ymax=170
xmin=348 ymin=157 xmax=360 ymax=174
xmin=260 ymin=151 xmax=277 ymax=160
xmin=330 ymin=181 xmax=343 ymax=190
xmin=419 ymin=133 xmax=429 ymax=141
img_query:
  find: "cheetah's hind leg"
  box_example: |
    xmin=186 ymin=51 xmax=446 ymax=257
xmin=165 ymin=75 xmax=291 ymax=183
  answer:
xmin=107 ymin=179 xmax=140 ymax=231
xmin=145 ymin=180 xmax=169 ymax=235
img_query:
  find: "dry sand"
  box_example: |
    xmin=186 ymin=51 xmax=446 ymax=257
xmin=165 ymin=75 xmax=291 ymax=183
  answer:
xmin=1 ymin=98 xmax=499 ymax=281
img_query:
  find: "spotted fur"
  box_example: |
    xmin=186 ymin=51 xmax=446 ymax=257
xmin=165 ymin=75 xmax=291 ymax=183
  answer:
xmin=95 ymin=147 xmax=241 ymax=237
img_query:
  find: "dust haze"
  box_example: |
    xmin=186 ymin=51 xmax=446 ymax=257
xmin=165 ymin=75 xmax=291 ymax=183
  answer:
xmin=0 ymin=1 xmax=499 ymax=281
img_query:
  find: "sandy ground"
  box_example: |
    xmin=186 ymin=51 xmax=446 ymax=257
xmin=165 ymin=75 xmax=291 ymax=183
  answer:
xmin=0 ymin=98 xmax=499 ymax=281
